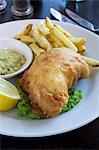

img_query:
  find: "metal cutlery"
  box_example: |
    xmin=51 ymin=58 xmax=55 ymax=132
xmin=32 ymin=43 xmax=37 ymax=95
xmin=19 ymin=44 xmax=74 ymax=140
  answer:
xmin=66 ymin=8 xmax=99 ymax=32
xmin=50 ymin=8 xmax=76 ymax=25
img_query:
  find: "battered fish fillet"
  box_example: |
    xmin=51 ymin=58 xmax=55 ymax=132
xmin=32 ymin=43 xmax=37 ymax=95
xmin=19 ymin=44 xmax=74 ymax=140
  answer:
xmin=20 ymin=48 xmax=90 ymax=118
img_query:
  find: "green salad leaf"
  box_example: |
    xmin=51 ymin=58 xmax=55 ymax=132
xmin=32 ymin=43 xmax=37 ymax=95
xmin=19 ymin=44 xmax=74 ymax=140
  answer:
xmin=16 ymin=80 xmax=83 ymax=119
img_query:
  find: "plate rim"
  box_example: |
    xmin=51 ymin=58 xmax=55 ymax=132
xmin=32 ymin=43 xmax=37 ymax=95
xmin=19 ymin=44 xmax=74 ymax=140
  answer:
xmin=0 ymin=113 xmax=98 ymax=137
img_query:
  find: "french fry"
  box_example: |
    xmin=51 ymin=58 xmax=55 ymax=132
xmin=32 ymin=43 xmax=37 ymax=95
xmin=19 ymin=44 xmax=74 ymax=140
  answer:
xmin=69 ymin=38 xmax=86 ymax=53
xmin=50 ymin=27 xmax=78 ymax=52
xmin=15 ymin=24 xmax=33 ymax=40
xmin=15 ymin=33 xmax=21 ymax=40
xmin=69 ymin=38 xmax=86 ymax=45
xmin=54 ymin=24 xmax=73 ymax=38
xmin=51 ymin=42 xmax=58 ymax=48
xmin=38 ymin=22 xmax=50 ymax=35
xmin=31 ymin=29 xmax=52 ymax=50
xmin=45 ymin=34 xmax=54 ymax=43
xmin=22 ymin=24 xmax=33 ymax=35
xmin=50 ymin=34 xmax=64 ymax=47
xmin=45 ymin=34 xmax=58 ymax=48
xmin=29 ymin=43 xmax=45 ymax=56
xmin=83 ymin=56 xmax=99 ymax=67
xmin=46 ymin=17 xmax=54 ymax=30
xmin=77 ymin=45 xmax=86 ymax=54
xmin=20 ymin=35 xmax=36 ymax=44
xmin=54 ymin=25 xmax=87 ymax=53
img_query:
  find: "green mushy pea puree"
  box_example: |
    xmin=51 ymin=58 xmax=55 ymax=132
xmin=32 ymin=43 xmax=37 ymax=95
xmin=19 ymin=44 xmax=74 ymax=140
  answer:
xmin=0 ymin=50 xmax=26 ymax=75
xmin=16 ymin=80 xmax=83 ymax=119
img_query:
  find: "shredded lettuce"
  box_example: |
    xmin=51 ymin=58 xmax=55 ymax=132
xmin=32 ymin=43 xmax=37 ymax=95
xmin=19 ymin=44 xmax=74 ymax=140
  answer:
xmin=16 ymin=80 xmax=83 ymax=119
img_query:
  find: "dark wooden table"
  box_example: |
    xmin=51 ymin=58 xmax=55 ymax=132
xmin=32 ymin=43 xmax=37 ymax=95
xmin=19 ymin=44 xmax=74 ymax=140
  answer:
xmin=0 ymin=0 xmax=99 ymax=149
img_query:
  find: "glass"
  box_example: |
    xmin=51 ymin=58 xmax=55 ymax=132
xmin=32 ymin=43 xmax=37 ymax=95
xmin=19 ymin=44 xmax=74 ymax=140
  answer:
xmin=11 ymin=0 xmax=33 ymax=17
xmin=0 ymin=0 xmax=7 ymax=11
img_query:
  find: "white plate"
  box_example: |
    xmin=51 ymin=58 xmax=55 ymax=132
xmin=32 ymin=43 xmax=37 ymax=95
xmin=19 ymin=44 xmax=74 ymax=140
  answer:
xmin=0 ymin=20 xmax=99 ymax=137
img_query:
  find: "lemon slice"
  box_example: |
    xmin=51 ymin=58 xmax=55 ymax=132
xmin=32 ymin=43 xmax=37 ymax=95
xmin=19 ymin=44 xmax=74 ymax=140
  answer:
xmin=0 ymin=78 xmax=20 ymax=111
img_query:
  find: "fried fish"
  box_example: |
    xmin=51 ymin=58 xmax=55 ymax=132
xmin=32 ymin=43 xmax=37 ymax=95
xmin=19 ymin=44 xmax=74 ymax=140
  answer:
xmin=20 ymin=48 xmax=89 ymax=118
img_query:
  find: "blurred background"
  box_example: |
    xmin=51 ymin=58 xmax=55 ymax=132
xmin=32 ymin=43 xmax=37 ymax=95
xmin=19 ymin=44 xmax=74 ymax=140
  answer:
xmin=0 ymin=0 xmax=98 ymax=29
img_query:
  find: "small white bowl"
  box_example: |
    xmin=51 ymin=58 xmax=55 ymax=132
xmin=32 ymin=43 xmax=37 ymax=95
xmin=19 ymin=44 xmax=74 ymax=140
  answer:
xmin=0 ymin=38 xmax=33 ymax=79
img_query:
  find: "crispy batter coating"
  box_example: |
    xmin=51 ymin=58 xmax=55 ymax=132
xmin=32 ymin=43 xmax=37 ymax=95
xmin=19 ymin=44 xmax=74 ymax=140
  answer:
xmin=20 ymin=48 xmax=90 ymax=117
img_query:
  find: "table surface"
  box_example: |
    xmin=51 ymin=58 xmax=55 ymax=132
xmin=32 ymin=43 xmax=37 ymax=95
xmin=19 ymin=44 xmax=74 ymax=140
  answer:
xmin=0 ymin=0 xmax=99 ymax=149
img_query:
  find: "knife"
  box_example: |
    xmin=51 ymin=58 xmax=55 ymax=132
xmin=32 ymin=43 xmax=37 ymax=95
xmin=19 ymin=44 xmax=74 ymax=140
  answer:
xmin=66 ymin=8 xmax=99 ymax=32
xmin=50 ymin=8 xmax=76 ymax=25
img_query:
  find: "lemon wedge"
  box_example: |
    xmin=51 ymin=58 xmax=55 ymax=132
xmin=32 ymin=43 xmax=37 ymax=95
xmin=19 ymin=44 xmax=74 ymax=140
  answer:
xmin=0 ymin=78 xmax=20 ymax=111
